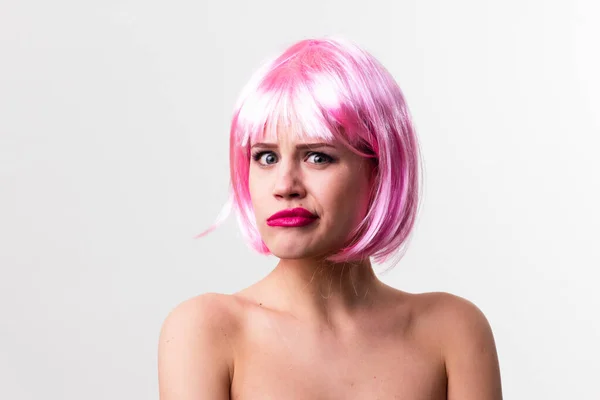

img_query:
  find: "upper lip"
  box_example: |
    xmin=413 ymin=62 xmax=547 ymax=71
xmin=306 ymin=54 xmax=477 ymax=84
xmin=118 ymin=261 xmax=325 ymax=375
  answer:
xmin=267 ymin=207 xmax=318 ymax=221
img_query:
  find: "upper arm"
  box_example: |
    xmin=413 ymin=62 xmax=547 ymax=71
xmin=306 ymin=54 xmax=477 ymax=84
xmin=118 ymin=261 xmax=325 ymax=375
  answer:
xmin=439 ymin=294 xmax=503 ymax=400
xmin=158 ymin=294 xmax=235 ymax=400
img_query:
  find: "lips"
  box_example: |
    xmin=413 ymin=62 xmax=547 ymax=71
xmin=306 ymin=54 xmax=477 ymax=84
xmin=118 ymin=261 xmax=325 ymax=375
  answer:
xmin=266 ymin=207 xmax=318 ymax=227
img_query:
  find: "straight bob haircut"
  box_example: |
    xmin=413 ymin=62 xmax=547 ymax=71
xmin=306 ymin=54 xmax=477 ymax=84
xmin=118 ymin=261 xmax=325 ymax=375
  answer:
xmin=205 ymin=37 xmax=422 ymax=266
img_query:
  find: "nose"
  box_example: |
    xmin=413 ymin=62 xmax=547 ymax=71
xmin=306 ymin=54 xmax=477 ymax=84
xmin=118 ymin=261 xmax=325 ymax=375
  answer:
xmin=272 ymin=160 xmax=306 ymax=200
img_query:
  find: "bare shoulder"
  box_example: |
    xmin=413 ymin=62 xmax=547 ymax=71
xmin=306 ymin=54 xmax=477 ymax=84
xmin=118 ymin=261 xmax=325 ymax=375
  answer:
xmin=414 ymin=291 xmax=503 ymax=400
xmin=412 ymin=291 xmax=497 ymax=354
xmin=158 ymin=293 xmax=242 ymax=400
xmin=414 ymin=291 xmax=492 ymax=329
xmin=160 ymin=292 xmax=241 ymax=335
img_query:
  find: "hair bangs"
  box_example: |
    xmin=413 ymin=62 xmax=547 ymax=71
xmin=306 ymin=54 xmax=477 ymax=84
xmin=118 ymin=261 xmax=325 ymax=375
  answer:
xmin=238 ymin=72 xmax=346 ymax=148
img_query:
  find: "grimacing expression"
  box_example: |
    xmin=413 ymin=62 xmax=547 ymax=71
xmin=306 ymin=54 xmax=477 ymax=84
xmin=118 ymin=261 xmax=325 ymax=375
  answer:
xmin=248 ymin=130 xmax=374 ymax=260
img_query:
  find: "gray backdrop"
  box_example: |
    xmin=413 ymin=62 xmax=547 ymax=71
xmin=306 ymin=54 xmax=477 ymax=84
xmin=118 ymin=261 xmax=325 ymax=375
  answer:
xmin=1 ymin=0 xmax=599 ymax=398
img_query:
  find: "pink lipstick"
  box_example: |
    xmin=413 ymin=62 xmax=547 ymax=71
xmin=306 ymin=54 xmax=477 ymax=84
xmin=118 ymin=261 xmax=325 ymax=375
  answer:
xmin=266 ymin=207 xmax=318 ymax=227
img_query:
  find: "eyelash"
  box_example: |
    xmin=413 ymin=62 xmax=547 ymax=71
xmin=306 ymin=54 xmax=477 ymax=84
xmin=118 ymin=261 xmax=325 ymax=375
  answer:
xmin=251 ymin=151 xmax=335 ymax=165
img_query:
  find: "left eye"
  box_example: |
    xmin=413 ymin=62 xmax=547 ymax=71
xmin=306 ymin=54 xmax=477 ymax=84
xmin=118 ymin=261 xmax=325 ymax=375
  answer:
xmin=306 ymin=152 xmax=333 ymax=164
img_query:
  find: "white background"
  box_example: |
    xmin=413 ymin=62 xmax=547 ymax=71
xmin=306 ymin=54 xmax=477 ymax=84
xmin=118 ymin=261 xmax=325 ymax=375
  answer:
xmin=1 ymin=0 xmax=599 ymax=398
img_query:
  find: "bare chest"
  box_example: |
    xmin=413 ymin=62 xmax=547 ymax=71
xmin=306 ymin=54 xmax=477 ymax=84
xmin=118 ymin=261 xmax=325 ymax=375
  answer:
xmin=230 ymin=322 xmax=447 ymax=400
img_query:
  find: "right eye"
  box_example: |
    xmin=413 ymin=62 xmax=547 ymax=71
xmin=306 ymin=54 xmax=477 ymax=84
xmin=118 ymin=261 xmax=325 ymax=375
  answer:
xmin=252 ymin=151 xmax=278 ymax=165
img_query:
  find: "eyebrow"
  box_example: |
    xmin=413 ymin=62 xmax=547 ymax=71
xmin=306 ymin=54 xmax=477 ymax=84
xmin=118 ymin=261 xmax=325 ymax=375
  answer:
xmin=250 ymin=142 xmax=337 ymax=150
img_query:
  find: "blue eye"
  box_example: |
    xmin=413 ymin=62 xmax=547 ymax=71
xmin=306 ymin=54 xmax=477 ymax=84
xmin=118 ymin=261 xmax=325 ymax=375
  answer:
xmin=306 ymin=152 xmax=333 ymax=164
xmin=252 ymin=151 xmax=278 ymax=165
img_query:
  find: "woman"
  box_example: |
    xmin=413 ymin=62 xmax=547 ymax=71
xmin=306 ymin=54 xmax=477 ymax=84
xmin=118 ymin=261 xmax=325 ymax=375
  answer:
xmin=158 ymin=37 xmax=502 ymax=399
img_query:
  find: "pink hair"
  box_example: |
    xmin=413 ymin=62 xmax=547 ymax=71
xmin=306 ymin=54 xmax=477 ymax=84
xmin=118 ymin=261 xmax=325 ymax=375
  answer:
xmin=203 ymin=37 xmax=422 ymax=266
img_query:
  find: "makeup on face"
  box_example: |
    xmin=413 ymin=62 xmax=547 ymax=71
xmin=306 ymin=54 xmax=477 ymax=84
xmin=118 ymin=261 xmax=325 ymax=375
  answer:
xmin=266 ymin=207 xmax=318 ymax=227
xmin=250 ymin=142 xmax=338 ymax=166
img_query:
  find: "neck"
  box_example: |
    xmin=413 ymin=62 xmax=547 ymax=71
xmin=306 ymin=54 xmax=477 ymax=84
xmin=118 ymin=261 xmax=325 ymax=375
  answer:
xmin=264 ymin=256 xmax=382 ymax=326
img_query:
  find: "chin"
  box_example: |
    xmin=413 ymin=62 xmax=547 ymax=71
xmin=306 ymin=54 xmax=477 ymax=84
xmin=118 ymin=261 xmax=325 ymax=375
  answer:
xmin=260 ymin=222 xmax=353 ymax=260
xmin=271 ymin=251 xmax=324 ymax=260
xmin=265 ymin=237 xmax=326 ymax=260
xmin=268 ymin=238 xmax=348 ymax=261
xmin=268 ymin=245 xmax=319 ymax=260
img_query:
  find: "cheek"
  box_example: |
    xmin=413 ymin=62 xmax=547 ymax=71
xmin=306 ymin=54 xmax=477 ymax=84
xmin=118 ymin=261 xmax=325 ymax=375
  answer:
xmin=248 ymin=170 xmax=267 ymax=215
xmin=347 ymin=168 xmax=373 ymax=221
xmin=319 ymin=169 xmax=371 ymax=222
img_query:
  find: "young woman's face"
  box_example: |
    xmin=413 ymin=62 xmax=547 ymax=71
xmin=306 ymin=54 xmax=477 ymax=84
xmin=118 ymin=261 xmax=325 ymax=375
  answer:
xmin=249 ymin=130 xmax=374 ymax=260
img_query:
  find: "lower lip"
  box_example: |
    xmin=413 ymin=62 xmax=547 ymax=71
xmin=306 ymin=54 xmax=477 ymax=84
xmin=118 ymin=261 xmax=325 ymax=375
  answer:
xmin=266 ymin=217 xmax=317 ymax=227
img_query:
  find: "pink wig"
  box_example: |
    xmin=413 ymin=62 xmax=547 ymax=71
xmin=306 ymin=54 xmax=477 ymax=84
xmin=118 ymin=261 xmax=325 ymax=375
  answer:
xmin=208 ymin=37 xmax=421 ymax=265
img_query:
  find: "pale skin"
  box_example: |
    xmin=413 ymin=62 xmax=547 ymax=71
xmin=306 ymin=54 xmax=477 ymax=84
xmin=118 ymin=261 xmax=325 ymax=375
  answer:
xmin=158 ymin=130 xmax=503 ymax=399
